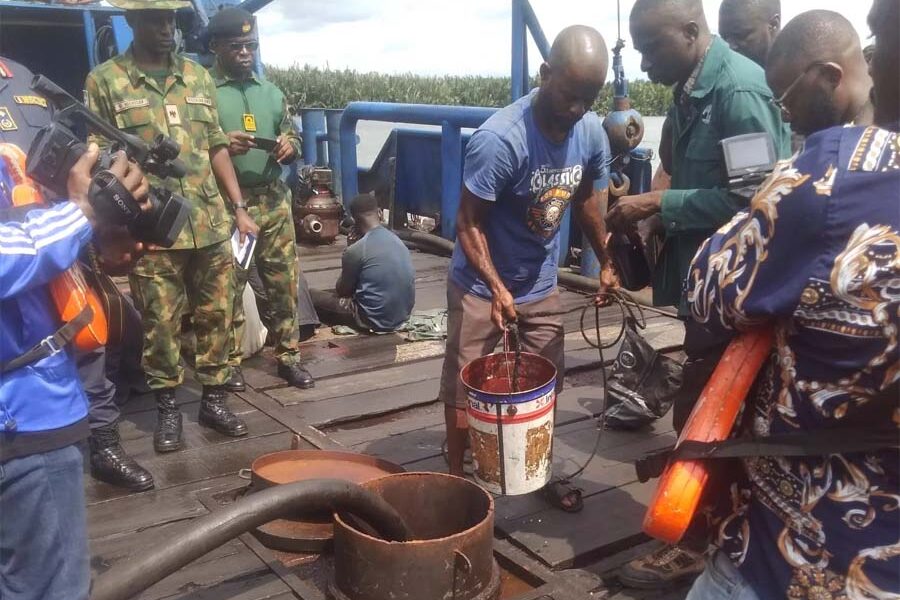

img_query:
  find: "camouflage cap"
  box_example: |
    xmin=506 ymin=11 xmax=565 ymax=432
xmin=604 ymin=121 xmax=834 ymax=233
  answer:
xmin=107 ymin=0 xmax=192 ymax=10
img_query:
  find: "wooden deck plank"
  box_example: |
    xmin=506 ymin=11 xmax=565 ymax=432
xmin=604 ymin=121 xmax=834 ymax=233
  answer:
xmin=267 ymin=358 xmax=443 ymax=406
xmin=87 ymin=431 xmax=294 ymax=504
xmin=133 ymin=549 xmax=292 ymax=600
xmin=503 ymin=480 xmax=656 ymax=569
xmin=352 ymin=423 xmax=446 ymax=465
xmin=278 ymin=379 xmax=439 ymax=428
xmin=87 ymin=476 xmax=240 ymax=539
xmin=323 ymin=402 xmax=446 ymax=447
xmin=243 ymin=337 xmax=445 ymax=392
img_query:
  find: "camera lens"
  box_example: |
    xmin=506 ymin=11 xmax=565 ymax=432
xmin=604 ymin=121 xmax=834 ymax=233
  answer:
xmin=152 ymin=135 xmax=181 ymax=162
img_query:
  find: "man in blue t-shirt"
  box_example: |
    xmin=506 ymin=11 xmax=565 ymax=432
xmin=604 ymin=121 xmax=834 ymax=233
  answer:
xmin=440 ymin=25 xmax=616 ymax=511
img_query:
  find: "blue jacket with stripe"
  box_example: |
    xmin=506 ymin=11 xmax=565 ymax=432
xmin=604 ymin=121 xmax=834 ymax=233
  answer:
xmin=0 ymin=163 xmax=91 ymax=438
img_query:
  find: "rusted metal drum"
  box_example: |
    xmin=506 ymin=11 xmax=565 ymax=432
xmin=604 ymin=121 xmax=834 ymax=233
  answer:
xmin=461 ymin=351 xmax=557 ymax=496
xmin=331 ymin=472 xmax=500 ymax=600
xmin=248 ymin=450 xmax=404 ymax=552
xmin=293 ymin=167 xmax=342 ymax=244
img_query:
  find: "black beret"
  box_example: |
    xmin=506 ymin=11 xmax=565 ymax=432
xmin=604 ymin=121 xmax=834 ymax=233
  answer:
xmin=208 ymin=7 xmax=256 ymax=39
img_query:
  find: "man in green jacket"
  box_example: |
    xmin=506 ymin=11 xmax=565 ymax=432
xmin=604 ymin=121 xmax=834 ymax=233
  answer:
xmin=208 ymin=7 xmax=314 ymax=390
xmin=609 ymin=0 xmax=790 ymax=590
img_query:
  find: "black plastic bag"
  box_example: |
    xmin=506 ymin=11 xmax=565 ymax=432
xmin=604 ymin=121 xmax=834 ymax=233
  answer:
xmin=604 ymin=320 xmax=682 ymax=430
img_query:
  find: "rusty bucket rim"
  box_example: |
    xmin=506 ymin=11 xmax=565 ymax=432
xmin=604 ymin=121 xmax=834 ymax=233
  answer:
xmin=333 ymin=472 xmax=495 ymax=546
xmin=459 ymin=350 xmax=558 ymax=397
xmin=250 ymin=449 xmax=405 ymax=488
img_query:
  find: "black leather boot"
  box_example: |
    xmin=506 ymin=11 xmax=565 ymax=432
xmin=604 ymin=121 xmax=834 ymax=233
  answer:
xmin=89 ymin=423 xmax=154 ymax=492
xmin=225 ymin=365 xmax=246 ymax=393
xmin=277 ymin=362 xmax=315 ymax=389
xmin=199 ymin=385 xmax=248 ymax=437
xmin=154 ymin=388 xmax=183 ymax=453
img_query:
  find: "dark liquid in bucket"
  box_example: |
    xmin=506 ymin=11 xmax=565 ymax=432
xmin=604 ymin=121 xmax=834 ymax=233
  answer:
xmin=480 ymin=376 xmax=529 ymax=394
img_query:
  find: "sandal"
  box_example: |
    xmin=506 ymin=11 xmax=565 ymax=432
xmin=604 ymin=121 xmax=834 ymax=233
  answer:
xmin=543 ymin=480 xmax=584 ymax=513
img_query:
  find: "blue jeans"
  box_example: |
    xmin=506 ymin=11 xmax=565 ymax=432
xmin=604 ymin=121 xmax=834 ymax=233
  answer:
xmin=0 ymin=444 xmax=89 ymax=600
xmin=686 ymin=551 xmax=761 ymax=600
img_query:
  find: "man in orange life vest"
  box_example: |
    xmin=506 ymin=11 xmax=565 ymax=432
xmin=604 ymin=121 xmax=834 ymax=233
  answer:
xmin=0 ymin=55 xmax=150 ymax=600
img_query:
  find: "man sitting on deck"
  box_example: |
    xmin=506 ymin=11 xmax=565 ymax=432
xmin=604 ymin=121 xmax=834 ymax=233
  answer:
xmin=310 ymin=194 xmax=415 ymax=333
xmin=440 ymin=25 xmax=616 ymax=512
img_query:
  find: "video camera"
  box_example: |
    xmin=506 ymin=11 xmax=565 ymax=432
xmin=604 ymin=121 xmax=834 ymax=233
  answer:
xmin=25 ymin=75 xmax=190 ymax=248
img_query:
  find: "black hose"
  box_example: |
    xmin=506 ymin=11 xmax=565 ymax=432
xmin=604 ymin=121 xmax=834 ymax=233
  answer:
xmin=394 ymin=229 xmax=454 ymax=255
xmin=91 ymin=479 xmax=412 ymax=600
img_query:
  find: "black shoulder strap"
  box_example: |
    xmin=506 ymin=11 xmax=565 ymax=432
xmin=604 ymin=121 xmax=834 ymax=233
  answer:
xmin=636 ymin=426 xmax=899 ymax=483
xmin=0 ymin=304 xmax=93 ymax=374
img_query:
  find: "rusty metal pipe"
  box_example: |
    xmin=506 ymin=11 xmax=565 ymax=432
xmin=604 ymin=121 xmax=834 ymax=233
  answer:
xmin=91 ymin=479 xmax=412 ymax=600
xmin=332 ymin=473 xmax=500 ymax=600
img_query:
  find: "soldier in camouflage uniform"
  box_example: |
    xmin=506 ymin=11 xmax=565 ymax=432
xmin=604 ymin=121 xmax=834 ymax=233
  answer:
xmin=86 ymin=0 xmax=260 ymax=452
xmin=208 ymin=8 xmax=314 ymax=390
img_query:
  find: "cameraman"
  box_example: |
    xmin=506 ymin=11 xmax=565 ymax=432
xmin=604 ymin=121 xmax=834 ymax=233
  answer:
xmin=0 ymin=132 xmax=149 ymax=600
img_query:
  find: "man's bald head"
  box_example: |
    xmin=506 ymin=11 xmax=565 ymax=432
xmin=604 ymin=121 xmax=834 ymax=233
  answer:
xmin=769 ymin=10 xmax=861 ymax=71
xmin=719 ymin=0 xmax=781 ymax=66
xmin=548 ymin=25 xmax=608 ymax=75
xmin=534 ymin=25 xmax=608 ymax=139
xmin=630 ymin=0 xmax=711 ymax=86
xmin=766 ymin=10 xmax=872 ymax=136
xmin=632 ymin=0 xmax=706 ymax=22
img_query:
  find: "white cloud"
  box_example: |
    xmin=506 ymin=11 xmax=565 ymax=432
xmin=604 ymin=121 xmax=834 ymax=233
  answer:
xmin=257 ymin=0 xmax=873 ymax=80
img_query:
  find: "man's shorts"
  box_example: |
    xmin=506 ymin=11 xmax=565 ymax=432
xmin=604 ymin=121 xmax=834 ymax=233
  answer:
xmin=439 ymin=280 xmax=565 ymax=409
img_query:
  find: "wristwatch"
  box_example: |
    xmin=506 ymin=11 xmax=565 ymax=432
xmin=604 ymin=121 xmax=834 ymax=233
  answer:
xmin=234 ymin=202 xmax=248 ymax=211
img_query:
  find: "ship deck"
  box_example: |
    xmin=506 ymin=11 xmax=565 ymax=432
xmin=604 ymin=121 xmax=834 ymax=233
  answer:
xmin=86 ymin=238 xmax=691 ymax=600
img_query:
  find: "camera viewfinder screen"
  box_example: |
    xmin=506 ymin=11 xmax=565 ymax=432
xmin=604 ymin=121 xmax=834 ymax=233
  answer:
xmin=724 ymin=134 xmax=775 ymax=174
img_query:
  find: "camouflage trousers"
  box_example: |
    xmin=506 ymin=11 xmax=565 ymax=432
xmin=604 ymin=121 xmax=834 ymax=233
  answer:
xmin=129 ymin=239 xmax=235 ymax=389
xmin=229 ymin=179 xmax=300 ymax=367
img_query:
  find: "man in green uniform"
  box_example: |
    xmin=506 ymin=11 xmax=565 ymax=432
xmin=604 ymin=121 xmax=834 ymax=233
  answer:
xmin=207 ymin=7 xmax=314 ymax=390
xmin=86 ymin=0 xmax=259 ymax=453
xmin=608 ymin=0 xmax=791 ymax=590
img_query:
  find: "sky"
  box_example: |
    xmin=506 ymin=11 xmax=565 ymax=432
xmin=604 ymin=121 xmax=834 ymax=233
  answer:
xmin=255 ymin=1 xmax=874 ymax=79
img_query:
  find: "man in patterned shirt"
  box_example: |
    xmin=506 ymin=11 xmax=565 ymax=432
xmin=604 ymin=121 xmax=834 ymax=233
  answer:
xmin=86 ymin=0 xmax=259 ymax=453
xmin=684 ymin=0 xmax=899 ymax=597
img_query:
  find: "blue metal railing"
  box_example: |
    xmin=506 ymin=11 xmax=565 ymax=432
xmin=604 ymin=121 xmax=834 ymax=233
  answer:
xmin=339 ymin=102 xmax=496 ymax=239
xmin=510 ymin=0 xmax=551 ymax=101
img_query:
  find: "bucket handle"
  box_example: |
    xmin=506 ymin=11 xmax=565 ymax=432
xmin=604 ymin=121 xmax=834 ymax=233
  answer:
xmin=454 ymin=549 xmax=472 ymax=574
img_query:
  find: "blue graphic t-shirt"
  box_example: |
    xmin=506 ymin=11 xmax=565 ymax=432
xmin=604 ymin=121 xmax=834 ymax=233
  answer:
xmin=449 ymin=89 xmax=610 ymax=303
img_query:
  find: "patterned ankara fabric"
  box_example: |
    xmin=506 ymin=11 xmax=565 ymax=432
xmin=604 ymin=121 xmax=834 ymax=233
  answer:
xmin=687 ymin=124 xmax=900 ymax=599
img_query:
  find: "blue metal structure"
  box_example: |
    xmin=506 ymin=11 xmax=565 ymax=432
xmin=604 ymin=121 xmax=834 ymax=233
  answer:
xmin=0 ymin=0 xmax=273 ymax=96
xmin=510 ymin=0 xmax=551 ymax=101
xmin=339 ymin=102 xmax=496 ymax=240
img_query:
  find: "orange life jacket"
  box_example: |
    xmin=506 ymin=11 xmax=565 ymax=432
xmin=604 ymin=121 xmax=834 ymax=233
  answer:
xmin=0 ymin=143 xmax=108 ymax=351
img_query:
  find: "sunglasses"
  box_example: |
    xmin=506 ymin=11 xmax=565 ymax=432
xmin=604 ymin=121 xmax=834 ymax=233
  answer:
xmin=771 ymin=61 xmax=833 ymax=118
xmin=227 ymin=41 xmax=259 ymax=52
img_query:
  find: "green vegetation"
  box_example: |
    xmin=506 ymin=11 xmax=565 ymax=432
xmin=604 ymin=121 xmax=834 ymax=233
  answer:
xmin=265 ymin=64 xmax=673 ymax=116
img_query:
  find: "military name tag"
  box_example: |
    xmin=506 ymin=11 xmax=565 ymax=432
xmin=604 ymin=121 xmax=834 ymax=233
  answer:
xmin=165 ymin=104 xmax=182 ymax=126
xmin=0 ymin=107 xmax=17 ymax=131
xmin=13 ymin=95 xmax=48 ymax=108
xmin=113 ymin=98 xmax=150 ymax=113
xmin=243 ymin=113 xmax=257 ymax=132
xmin=185 ymin=96 xmax=212 ymax=106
